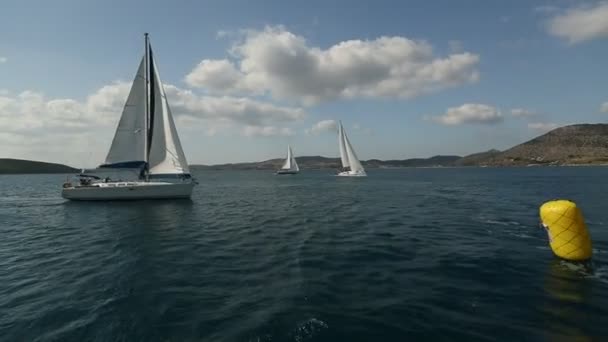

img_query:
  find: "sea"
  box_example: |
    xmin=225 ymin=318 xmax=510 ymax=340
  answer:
xmin=1 ymin=167 xmax=608 ymax=341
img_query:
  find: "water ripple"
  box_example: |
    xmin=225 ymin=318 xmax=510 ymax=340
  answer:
xmin=1 ymin=169 xmax=608 ymax=341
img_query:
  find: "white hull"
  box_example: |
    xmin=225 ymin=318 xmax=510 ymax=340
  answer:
xmin=62 ymin=181 xmax=194 ymax=200
xmin=337 ymin=170 xmax=367 ymax=177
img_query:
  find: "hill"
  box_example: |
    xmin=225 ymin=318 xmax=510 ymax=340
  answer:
xmin=191 ymin=155 xmax=461 ymax=170
xmin=482 ymin=124 xmax=608 ymax=166
xmin=454 ymin=149 xmax=502 ymax=166
xmin=192 ymin=124 xmax=608 ymax=169
xmin=0 ymin=158 xmax=79 ymax=174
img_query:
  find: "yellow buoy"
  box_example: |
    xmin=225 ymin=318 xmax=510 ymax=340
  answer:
xmin=539 ymin=200 xmax=592 ymax=261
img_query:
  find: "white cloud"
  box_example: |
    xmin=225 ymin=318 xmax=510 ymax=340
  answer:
xmin=0 ymin=80 xmax=306 ymax=165
xmin=601 ymin=101 xmax=608 ymax=112
xmin=185 ymin=26 xmax=480 ymax=105
xmin=0 ymin=82 xmax=306 ymax=133
xmin=431 ymin=103 xmax=503 ymax=125
xmin=0 ymin=57 xmax=7 ymax=63
xmin=184 ymin=60 xmax=247 ymax=93
xmin=546 ymin=2 xmax=608 ymax=43
xmin=306 ymin=119 xmax=337 ymax=135
xmin=528 ymin=122 xmax=560 ymax=132
xmin=0 ymin=90 xmax=107 ymax=134
xmin=164 ymin=84 xmax=306 ymax=125
xmin=242 ymin=125 xmax=295 ymax=137
xmin=511 ymin=108 xmax=536 ymax=117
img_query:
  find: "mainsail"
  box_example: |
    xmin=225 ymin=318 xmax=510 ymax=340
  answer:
xmin=99 ymin=34 xmax=190 ymax=179
xmin=291 ymin=147 xmax=299 ymax=172
xmin=281 ymin=145 xmax=299 ymax=171
xmin=147 ymin=50 xmax=190 ymax=177
xmin=338 ymin=121 xmax=364 ymax=173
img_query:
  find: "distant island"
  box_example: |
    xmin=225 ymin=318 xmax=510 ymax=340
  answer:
xmin=192 ymin=124 xmax=608 ymax=169
xmin=3 ymin=124 xmax=608 ymax=174
xmin=0 ymin=158 xmax=79 ymax=174
xmin=477 ymin=124 xmax=608 ymax=166
xmin=191 ymin=155 xmax=462 ymax=170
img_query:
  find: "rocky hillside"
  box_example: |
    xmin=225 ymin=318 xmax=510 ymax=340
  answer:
xmin=454 ymin=149 xmax=502 ymax=166
xmin=0 ymin=158 xmax=78 ymax=174
xmin=483 ymin=124 xmax=608 ymax=166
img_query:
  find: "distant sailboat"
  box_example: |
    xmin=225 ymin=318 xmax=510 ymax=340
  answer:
xmin=62 ymin=33 xmax=196 ymax=200
xmin=276 ymin=145 xmax=299 ymax=175
xmin=337 ymin=121 xmax=366 ymax=177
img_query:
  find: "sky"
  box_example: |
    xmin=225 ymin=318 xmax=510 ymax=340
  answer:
xmin=1 ymin=0 xmax=608 ymax=167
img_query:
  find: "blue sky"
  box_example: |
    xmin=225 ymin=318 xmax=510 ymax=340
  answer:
xmin=1 ymin=0 xmax=607 ymax=166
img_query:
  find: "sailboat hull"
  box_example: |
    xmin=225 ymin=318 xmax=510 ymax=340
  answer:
xmin=337 ymin=170 xmax=367 ymax=177
xmin=276 ymin=170 xmax=299 ymax=175
xmin=62 ymin=181 xmax=194 ymax=200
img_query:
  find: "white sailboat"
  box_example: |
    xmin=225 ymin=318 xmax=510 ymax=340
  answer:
xmin=62 ymin=33 xmax=196 ymax=200
xmin=276 ymin=145 xmax=299 ymax=175
xmin=337 ymin=121 xmax=367 ymax=177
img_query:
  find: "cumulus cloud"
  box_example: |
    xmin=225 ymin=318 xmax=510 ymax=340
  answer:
xmin=528 ymin=122 xmax=560 ymax=132
xmin=164 ymin=84 xmax=306 ymax=126
xmin=511 ymin=108 xmax=536 ymax=117
xmin=0 ymin=87 xmax=130 ymax=165
xmin=545 ymin=2 xmax=608 ymax=43
xmin=431 ymin=103 xmax=503 ymax=125
xmin=242 ymin=125 xmax=294 ymax=137
xmin=1 ymin=81 xmax=305 ymax=133
xmin=0 ymin=90 xmax=109 ymax=134
xmin=184 ymin=60 xmax=246 ymax=93
xmin=0 ymin=79 xmax=307 ymax=164
xmin=305 ymin=119 xmax=337 ymax=135
xmin=185 ymin=26 xmax=480 ymax=105
xmin=601 ymin=101 xmax=608 ymax=113
xmin=0 ymin=57 xmax=7 ymax=63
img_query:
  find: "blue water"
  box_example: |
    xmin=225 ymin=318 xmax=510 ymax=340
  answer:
xmin=1 ymin=168 xmax=608 ymax=341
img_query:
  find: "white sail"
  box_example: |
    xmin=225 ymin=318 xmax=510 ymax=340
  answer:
xmin=102 ymin=58 xmax=147 ymax=167
xmin=281 ymin=146 xmax=292 ymax=170
xmin=147 ymin=51 xmax=190 ymax=177
xmin=62 ymin=34 xmax=195 ymax=201
xmin=291 ymin=146 xmax=299 ymax=172
xmin=281 ymin=145 xmax=299 ymax=171
xmin=338 ymin=122 xmax=350 ymax=168
xmin=343 ymin=130 xmax=364 ymax=173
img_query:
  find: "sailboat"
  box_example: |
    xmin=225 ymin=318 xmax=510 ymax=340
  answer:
xmin=337 ymin=121 xmax=366 ymax=177
xmin=276 ymin=145 xmax=299 ymax=175
xmin=62 ymin=33 xmax=196 ymax=200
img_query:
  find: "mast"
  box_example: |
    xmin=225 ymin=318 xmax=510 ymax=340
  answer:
xmin=143 ymin=32 xmax=150 ymax=181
